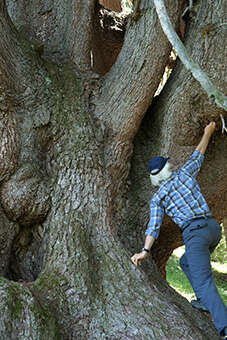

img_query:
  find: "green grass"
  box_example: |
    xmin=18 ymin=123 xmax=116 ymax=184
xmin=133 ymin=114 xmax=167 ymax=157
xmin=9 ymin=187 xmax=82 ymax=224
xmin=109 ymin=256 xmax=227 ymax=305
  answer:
xmin=166 ymin=247 xmax=227 ymax=304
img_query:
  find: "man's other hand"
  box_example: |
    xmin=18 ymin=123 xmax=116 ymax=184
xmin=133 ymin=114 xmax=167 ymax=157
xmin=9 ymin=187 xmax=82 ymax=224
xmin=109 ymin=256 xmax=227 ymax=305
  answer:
xmin=131 ymin=251 xmax=148 ymax=266
xmin=204 ymin=122 xmax=216 ymax=136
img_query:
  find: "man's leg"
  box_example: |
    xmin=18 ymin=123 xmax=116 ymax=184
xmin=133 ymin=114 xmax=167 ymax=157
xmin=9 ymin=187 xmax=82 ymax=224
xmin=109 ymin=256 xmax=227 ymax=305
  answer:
xmin=179 ymin=253 xmax=194 ymax=289
xmin=185 ymin=231 xmax=227 ymax=335
xmin=179 ymin=252 xmax=208 ymax=311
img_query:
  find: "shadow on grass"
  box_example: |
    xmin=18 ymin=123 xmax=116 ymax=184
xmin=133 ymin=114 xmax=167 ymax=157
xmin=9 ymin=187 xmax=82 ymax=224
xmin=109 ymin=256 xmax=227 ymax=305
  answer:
xmin=212 ymin=268 xmax=227 ymax=281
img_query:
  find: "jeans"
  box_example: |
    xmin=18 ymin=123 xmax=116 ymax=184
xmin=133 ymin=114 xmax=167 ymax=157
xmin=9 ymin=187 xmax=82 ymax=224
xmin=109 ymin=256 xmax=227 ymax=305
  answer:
xmin=180 ymin=217 xmax=227 ymax=335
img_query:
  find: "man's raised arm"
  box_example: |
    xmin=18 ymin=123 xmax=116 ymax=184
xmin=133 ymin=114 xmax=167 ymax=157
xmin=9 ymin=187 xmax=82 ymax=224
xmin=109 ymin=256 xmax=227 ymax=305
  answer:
xmin=196 ymin=122 xmax=216 ymax=155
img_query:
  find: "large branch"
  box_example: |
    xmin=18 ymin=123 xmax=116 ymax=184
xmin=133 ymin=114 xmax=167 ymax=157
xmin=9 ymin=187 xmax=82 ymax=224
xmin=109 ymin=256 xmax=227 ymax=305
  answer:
xmin=0 ymin=0 xmax=33 ymax=91
xmin=153 ymin=0 xmax=227 ymax=111
xmin=6 ymin=0 xmax=96 ymax=69
xmin=0 ymin=1 xmax=20 ymax=88
xmin=93 ymin=0 xmax=183 ymax=141
xmin=72 ymin=0 xmax=96 ymax=71
xmin=0 ymin=2 xmax=22 ymax=181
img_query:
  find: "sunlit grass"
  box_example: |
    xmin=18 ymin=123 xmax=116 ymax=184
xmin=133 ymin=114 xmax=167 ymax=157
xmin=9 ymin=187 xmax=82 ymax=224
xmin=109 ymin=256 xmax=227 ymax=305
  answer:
xmin=166 ymin=246 xmax=227 ymax=303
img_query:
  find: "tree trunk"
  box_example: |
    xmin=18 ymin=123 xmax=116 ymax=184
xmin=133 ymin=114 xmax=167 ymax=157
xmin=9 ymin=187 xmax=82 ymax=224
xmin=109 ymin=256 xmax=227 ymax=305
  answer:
xmin=0 ymin=0 xmax=225 ymax=339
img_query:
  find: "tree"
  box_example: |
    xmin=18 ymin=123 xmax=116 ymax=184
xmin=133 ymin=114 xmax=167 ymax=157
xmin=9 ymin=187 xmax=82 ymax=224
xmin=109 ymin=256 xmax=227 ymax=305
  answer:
xmin=0 ymin=0 xmax=226 ymax=339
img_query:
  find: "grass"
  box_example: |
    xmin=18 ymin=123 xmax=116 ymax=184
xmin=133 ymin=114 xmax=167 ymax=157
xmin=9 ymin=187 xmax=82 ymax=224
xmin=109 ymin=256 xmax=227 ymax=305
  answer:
xmin=166 ymin=246 xmax=227 ymax=304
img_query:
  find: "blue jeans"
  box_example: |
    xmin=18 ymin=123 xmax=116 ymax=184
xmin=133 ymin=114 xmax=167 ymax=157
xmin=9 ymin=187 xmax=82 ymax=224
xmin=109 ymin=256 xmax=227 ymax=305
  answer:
xmin=180 ymin=217 xmax=227 ymax=335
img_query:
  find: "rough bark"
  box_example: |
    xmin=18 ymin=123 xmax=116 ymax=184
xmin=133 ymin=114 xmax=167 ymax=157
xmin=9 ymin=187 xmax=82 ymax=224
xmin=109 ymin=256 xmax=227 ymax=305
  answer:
xmin=0 ymin=0 xmax=225 ymax=339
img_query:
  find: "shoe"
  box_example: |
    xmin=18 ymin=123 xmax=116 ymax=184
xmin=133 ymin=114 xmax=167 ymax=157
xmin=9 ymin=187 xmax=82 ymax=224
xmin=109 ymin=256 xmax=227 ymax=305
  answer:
xmin=190 ymin=299 xmax=209 ymax=312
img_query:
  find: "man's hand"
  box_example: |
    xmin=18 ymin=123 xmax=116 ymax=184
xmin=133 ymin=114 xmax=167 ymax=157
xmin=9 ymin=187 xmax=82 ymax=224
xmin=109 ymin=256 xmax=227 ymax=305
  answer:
xmin=131 ymin=236 xmax=155 ymax=266
xmin=131 ymin=251 xmax=148 ymax=266
xmin=196 ymin=121 xmax=216 ymax=155
xmin=204 ymin=122 xmax=216 ymax=136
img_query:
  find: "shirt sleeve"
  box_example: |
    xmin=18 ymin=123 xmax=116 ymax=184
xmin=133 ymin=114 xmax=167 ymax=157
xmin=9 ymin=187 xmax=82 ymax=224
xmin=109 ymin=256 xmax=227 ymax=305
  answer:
xmin=180 ymin=150 xmax=204 ymax=178
xmin=145 ymin=199 xmax=164 ymax=239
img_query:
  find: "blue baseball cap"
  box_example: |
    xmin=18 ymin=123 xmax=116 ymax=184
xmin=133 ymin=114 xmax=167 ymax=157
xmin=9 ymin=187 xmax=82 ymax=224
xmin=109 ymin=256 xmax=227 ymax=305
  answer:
xmin=149 ymin=156 xmax=170 ymax=175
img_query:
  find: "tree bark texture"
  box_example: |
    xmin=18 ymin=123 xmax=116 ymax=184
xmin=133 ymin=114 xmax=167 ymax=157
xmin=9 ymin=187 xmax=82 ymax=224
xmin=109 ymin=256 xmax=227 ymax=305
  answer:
xmin=0 ymin=0 xmax=226 ymax=339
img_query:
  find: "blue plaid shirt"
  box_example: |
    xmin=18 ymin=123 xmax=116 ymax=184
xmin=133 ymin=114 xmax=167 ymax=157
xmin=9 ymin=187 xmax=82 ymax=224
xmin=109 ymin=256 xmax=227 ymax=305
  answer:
xmin=145 ymin=150 xmax=211 ymax=239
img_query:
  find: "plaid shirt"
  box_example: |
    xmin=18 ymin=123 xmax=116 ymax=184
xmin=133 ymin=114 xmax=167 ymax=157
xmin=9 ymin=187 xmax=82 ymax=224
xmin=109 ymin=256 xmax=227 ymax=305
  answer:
xmin=145 ymin=150 xmax=211 ymax=239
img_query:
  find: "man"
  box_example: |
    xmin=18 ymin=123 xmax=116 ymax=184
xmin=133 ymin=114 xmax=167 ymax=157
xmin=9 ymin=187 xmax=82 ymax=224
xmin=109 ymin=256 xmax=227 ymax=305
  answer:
xmin=131 ymin=122 xmax=227 ymax=338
